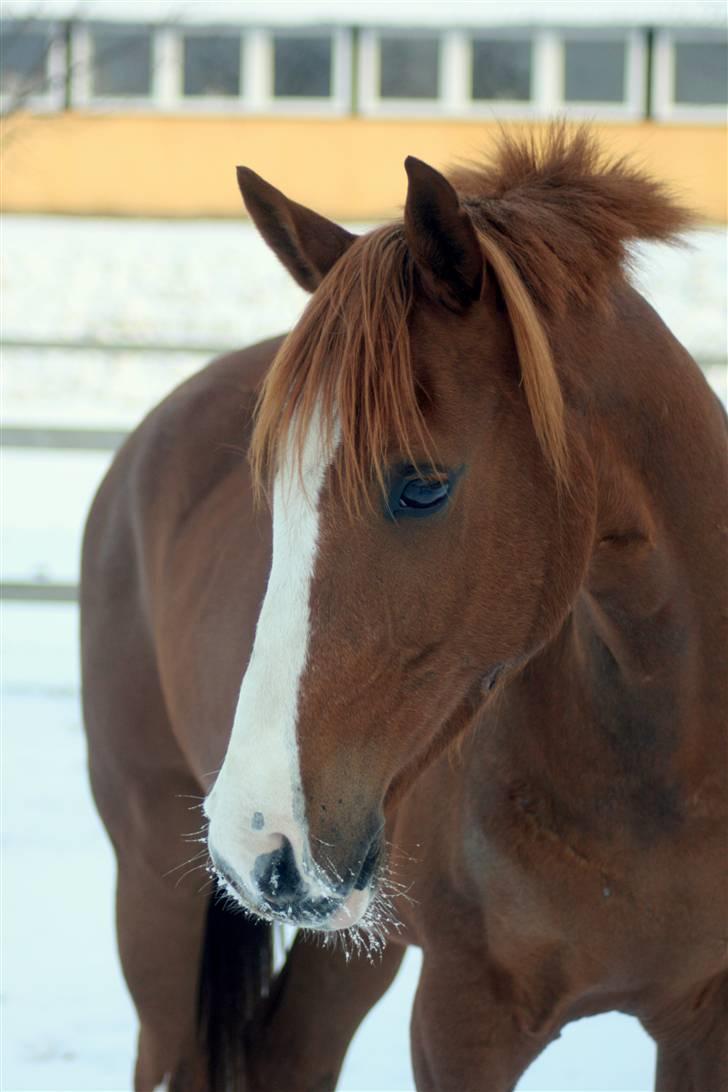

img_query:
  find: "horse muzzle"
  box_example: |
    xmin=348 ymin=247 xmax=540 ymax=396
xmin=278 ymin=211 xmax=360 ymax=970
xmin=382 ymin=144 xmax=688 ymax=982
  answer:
xmin=208 ymin=832 xmax=380 ymax=931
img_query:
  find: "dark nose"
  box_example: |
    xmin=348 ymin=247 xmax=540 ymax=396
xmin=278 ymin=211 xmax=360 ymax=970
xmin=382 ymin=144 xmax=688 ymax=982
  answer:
xmin=253 ymin=837 xmax=304 ymax=908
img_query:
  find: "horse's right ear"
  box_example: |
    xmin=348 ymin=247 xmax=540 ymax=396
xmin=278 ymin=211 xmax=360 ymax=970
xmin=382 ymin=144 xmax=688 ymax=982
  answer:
xmin=404 ymin=156 xmax=483 ymax=312
xmin=236 ymin=167 xmax=356 ymax=293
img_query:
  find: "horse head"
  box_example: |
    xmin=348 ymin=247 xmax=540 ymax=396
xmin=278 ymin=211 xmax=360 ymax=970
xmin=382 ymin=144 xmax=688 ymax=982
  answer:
xmin=205 ymin=149 xmax=601 ymax=936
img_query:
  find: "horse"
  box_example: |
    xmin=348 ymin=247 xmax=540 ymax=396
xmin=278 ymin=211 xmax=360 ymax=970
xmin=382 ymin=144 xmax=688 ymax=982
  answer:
xmin=81 ymin=127 xmax=728 ymax=1092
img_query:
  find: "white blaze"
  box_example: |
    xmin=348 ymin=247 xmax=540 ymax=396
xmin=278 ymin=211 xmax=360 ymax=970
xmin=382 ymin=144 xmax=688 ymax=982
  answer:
xmin=205 ymin=408 xmax=335 ymax=904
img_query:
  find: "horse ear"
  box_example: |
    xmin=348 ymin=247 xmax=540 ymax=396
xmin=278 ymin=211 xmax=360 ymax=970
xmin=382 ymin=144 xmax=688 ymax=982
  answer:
xmin=236 ymin=166 xmax=356 ymax=293
xmin=404 ymin=156 xmax=483 ymax=311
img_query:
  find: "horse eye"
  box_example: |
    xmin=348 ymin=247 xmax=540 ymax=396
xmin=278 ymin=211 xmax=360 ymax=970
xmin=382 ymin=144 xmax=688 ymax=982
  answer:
xmin=400 ymin=478 xmax=450 ymax=510
xmin=387 ymin=472 xmax=452 ymax=519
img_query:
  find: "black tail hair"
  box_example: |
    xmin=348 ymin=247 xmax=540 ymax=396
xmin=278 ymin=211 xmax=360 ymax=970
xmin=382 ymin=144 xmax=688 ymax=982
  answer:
xmin=197 ymin=892 xmax=273 ymax=1091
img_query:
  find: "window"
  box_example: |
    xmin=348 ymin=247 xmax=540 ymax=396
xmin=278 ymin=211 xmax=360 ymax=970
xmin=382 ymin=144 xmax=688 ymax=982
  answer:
xmin=272 ymin=35 xmax=332 ymax=98
xmin=0 ymin=21 xmax=50 ymax=96
xmin=564 ymin=39 xmax=625 ymax=104
xmin=674 ymin=41 xmax=727 ymax=106
xmin=183 ymin=34 xmax=241 ymax=97
xmin=358 ymin=31 xmax=445 ymax=112
xmin=0 ymin=20 xmax=64 ymax=110
xmin=260 ymin=29 xmax=351 ymax=113
xmin=361 ymin=29 xmax=644 ymax=119
xmin=72 ymin=22 xmax=167 ymax=109
xmin=653 ymin=31 xmax=727 ymax=121
xmin=72 ymin=24 xmax=350 ymax=114
xmin=471 ymin=38 xmax=531 ymax=102
xmin=89 ymin=24 xmax=152 ymax=98
xmin=556 ymin=31 xmax=646 ymax=118
xmin=379 ymin=36 xmax=440 ymax=100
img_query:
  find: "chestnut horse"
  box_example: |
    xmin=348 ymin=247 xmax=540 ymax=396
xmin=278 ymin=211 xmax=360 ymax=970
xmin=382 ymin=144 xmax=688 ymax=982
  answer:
xmin=81 ymin=129 xmax=728 ymax=1092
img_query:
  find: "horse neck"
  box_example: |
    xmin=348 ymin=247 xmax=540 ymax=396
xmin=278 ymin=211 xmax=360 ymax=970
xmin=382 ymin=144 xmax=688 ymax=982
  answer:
xmin=553 ymin=286 xmax=727 ymax=792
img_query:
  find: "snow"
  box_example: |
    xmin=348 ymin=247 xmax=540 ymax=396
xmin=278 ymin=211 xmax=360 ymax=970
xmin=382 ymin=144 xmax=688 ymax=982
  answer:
xmin=1 ymin=450 xmax=107 ymax=585
xmin=1 ymin=217 xmax=724 ymax=358
xmin=1 ymin=216 xmax=725 ymax=433
xmin=4 ymin=0 xmax=726 ymax=29
xmin=2 ymin=212 xmax=724 ymax=1089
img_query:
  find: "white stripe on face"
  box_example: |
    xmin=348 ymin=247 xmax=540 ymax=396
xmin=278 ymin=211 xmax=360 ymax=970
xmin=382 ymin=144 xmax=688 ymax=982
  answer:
xmin=205 ymin=406 xmax=337 ymax=910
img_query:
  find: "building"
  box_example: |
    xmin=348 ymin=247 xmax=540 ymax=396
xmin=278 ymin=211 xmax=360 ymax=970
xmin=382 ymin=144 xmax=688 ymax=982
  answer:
xmin=1 ymin=0 xmax=726 ymax=219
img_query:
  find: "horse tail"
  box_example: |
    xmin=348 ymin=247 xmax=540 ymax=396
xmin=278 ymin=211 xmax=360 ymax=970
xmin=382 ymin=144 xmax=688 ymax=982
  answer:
xmin=197 ymin=892 xmax=273 ymax=1091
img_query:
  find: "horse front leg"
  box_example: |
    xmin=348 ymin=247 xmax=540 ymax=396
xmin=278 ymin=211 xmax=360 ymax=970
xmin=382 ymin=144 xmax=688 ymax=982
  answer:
xmin=410 ymin=947 xmax=557 ymax=1092
xmin=247 ymin=934 xmax=406 ymax=1092
xmin=648 ymin=973 xmax=728 ymax=1092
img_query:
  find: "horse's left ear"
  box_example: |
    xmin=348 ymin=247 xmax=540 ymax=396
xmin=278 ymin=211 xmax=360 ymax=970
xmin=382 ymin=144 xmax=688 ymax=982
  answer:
xmin=236 ymin=166 xmax=357 ymax=293
xmin=404 ymin=156 xmax=483 ymax=311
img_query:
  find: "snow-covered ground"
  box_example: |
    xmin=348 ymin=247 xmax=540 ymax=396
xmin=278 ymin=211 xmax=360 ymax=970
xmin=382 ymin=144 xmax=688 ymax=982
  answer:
xmin=1 ymin=216 xmax=726 ymax=431
xmin=6 ymin=216 xmax=721 ymax=359
xmin=2 ymin=214 xmax=726 ymax=1091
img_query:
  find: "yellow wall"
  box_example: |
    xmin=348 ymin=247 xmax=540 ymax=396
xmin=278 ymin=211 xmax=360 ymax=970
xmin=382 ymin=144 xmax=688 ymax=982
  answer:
xmin=1 ymin=112 xmax=726 ymax=222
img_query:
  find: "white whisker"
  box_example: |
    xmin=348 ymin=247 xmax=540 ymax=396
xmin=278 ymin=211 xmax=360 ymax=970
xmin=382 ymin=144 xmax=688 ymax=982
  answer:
xmin=174 ymin=861 xmax=210 ymax=890
xmin=162 ymin=848 xmax=208 ymax=880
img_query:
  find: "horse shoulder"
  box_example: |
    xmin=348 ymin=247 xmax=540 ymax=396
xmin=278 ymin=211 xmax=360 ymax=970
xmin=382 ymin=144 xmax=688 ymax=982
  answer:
xmin=82 ymin=337 xmax=281 ymax=778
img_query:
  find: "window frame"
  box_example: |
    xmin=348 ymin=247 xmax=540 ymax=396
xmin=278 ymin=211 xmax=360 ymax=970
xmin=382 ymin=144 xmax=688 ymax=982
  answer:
xmin=255 ymin=26 xmax=352 ymax=116
xmin=652 ymin=28 xmax=728 ymax=124
xmin=71 ymin=21 xmax=163 ymax=110
xmin=174 ymin=25 xmax=246 ymax=112
xmin=552 ymin=27 xmax=648 ymax=120
xmin=358 ymin=28 xmax=453 ymax=117
xmin=359 ymin=27 xmax=648 ymax=120
xmin=0 ymin=19 xmax=66 ymax=113
xmin=164 ymin=25 xmax=351 ymax=115
xmin=463 ymin=28 xmax=539 ymax=119
xmin=72 ymin=23 xmax=352 ymax=115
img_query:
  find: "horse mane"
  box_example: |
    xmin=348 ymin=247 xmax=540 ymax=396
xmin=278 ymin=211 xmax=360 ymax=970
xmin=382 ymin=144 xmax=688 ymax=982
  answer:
xmin=250 ymin=223 xmax=425 ymax=510
xmin=451 ymin=125 xmax=694 ymax=314
xmin=250 ymin=126 xmax=693 ymax=509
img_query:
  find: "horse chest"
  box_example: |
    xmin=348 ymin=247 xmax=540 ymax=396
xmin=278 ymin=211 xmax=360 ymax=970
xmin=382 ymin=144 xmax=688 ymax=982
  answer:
xmin=392 ymin=743 xmax=727 ymax=1002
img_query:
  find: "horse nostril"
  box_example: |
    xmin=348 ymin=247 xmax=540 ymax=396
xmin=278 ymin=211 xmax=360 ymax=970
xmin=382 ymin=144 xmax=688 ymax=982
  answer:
xmin=354 ymin=835 xmax=381 ymax=891
xmin=253 ymin=836 xmax=303 ymax=906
